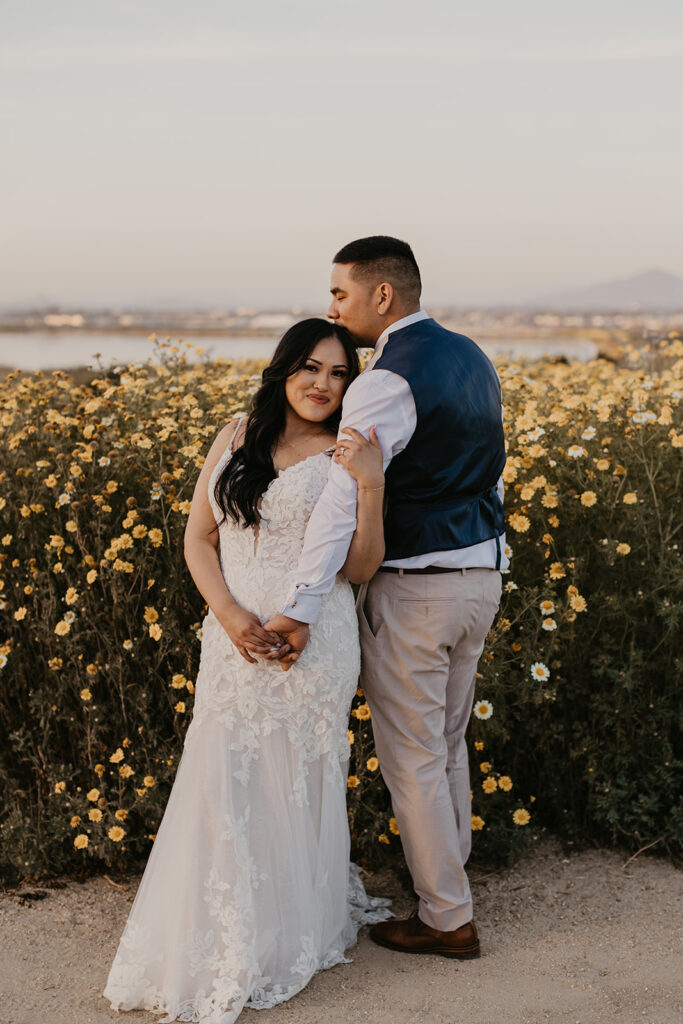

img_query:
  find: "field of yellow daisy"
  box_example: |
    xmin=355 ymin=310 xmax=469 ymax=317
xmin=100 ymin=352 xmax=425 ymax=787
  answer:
xmin=0 ymin=336 xmax=681 ymax=883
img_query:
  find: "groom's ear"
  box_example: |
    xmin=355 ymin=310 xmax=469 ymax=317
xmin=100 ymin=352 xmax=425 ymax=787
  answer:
xmin=376 ymin=282 xmax=394 ymax=314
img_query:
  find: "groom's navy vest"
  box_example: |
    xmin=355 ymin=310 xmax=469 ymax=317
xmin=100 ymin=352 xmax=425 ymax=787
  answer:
xmin=372 ymin=319 xmax=506 ymax=563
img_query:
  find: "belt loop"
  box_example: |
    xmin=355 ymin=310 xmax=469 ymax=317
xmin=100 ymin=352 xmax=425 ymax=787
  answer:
xmin=398 ymin=567 xmax=404 ymax=577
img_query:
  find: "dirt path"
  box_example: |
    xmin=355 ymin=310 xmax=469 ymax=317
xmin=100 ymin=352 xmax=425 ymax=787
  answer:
xmin=1 ymin=839 xmax=681 ymax=1024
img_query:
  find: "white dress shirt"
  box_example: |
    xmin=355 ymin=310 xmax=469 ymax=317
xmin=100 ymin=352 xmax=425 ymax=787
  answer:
xmin=281 ymin=311 xmax=509 ymax=624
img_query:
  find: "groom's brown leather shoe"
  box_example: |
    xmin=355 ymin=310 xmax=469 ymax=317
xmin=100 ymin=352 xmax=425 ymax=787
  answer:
xmin=369 ymin=912 xmax=480 ymax=959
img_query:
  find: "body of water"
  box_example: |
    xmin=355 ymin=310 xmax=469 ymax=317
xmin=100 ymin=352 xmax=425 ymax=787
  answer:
xmin=0 ymin=331 xmax=599 ymax=371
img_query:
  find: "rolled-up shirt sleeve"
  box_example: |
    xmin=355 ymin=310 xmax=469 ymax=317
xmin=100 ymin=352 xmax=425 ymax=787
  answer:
xmin=281 ymin=369 xmax=416 ymax=623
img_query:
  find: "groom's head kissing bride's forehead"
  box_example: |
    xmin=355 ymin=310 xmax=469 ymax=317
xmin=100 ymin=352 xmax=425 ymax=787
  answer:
xmin=327 ymin=235 xmax=422 ymax=346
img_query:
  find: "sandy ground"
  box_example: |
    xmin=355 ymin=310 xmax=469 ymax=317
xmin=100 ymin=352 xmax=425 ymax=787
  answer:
xmin=1 ymin=838 xmax=681 ymax=1024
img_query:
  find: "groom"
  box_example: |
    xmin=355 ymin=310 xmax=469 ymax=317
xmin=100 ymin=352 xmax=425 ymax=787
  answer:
xmin=266 ymin=236 xmax=507 ymax=958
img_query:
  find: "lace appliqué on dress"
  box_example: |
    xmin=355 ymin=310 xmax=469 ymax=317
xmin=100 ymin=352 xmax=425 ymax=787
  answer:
xmin=103 ymin=427 xmax=391 ymax=1024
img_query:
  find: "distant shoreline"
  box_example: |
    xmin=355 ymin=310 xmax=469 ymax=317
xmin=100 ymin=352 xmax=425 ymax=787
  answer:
xmin=0 ymin=324 xmax=284 ymax=338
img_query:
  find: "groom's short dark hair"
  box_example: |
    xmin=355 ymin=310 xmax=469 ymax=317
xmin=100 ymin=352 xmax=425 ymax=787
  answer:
xmin=334 ymin=235 xmax=421 ymax=305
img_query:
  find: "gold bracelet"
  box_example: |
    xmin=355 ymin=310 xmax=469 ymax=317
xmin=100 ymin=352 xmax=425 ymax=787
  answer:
xmin=358 ymin=484 xmax=385 ymax=492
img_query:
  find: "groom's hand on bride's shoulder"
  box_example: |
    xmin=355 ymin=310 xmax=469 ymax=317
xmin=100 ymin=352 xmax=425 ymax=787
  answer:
xmin=263 ymin=614 xmax=310 ymax=671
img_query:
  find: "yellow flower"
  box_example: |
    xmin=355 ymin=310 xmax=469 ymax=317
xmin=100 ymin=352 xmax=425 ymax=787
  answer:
xmin=113 ymin=558 xmax=134 ymax=573
xmin=471 ymin=815 xmax=485 ymax=831
xmin=86 ymin=569 xmax=98 ymax=584
xmin=366 ymin=757 xmax=379 ymax=772
xmin=108 ymin=825 xmax=126 ymax=842
xmin=174 ymin=701 xmax=186 ymax=713
xmin=513 ymin=808 xmax=531 ymax=826
xmin=171 ymin=673 xmax=187 ymax=688
xmin=74 ymin=834 xmax=89 ymax=849
xmin=347 ymin=775 xmax=360 ymax=788
xmin=132 ymin=524 xmax=148 ymax=538
xmin=144 ymin=775 xmax=156 ymax=787
xmin=148 ymin=528 xmax=163 ymax=547
xmin=48 ymin=657 xmax=63 ymax=670
xmin=94 ymin=763 xmax=105 ymax=776
xmin=88 ymin=808 xmax=102 ymax=822
xmin=569 ymin=594 xmax=587 ymax=613
xmin=80 ymin=688 xmax=92 ymax=701
xmin=144 ymin=606 xmax=159 ymax=623
xmin=109 ymin=748 xmax=124 ymax=763
xmin=14 ymin=607 xmax=27 ymax=621
xmin=480 ymin=761 xmax=492 ymax=774
xmin=622 ymin=492 xmax=637 ymax=504
xmin=54 ymin=619 xmax=70 ymax=636
xmin=115 ymin=809 xmax=128 ymax=821
xmin=86 ymin=663 xmax=98 ymax=675
xmin=70 ymin=815 xmax=81 ymax=827
xmin=498 ymin=776 xmax=513 ymax=791
xmin=378 ymin=833 xmax=390 ymax=844
xmin=389 ymin=817 xmax=400 ymax=835
xmin=64 ymin=587 xmax=79 ymax=605
xmin=119 ymin=764 xmax=134 ymax=778
xmin=616 ymin=542 xmax=631 ymax=555
xmin=596 ymin=459 xmax=610 ymax=471
xmin=347 ymin=729 xmax=355 ymax=745
xmin=580 ymin=491 xmax=597 ymax=507
xmin=509 ymin=512 xmax=530 ymax=533
xmin=352 ymin=703 xmax=371 ymax=720
xmin=54 ymin=780 xmax=66 ymax=794
xmin=86 ymin=787 xmax=100 ymax=802
xmin=149 ymin=623 xmax=162 ymax=641
xmin=482 ymin=777 xmax=498 ymax=794
xmin=548 ymin=562 xmax=565 ymax=580
xmin=474 ymin=740 xmax=484 ymax=751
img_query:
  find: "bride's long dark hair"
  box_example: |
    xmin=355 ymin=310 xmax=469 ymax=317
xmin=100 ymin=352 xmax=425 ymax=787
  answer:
xmin=214 ymin=318 xmax=360 ymax=528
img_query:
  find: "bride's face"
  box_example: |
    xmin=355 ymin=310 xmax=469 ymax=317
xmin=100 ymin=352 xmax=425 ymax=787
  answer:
xmin=284 ymin=336 xmax=350 ymax=424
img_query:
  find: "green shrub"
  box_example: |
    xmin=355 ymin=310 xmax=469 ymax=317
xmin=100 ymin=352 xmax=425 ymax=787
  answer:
xmin=0 ymin=336 xmax=681 ymax=883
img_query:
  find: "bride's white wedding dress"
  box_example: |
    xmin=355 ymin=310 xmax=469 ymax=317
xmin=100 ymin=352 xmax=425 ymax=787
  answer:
xmin=103 ymin=426 xmax=390 ymax=1023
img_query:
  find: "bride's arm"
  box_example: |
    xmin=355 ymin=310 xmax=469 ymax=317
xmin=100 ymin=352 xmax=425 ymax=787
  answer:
xmin=183 ymin=421 xmax=283 ymax=662
xmin=334 ymin=427 xmax=386 ymax=584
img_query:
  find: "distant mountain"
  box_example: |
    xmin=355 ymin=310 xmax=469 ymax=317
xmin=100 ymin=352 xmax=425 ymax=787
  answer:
xmin=534 ymin=269 xmax=683 ymax=312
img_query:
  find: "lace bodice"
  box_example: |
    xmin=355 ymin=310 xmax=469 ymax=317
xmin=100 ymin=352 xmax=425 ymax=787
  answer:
xmin=207 ymin=427 xmax=335 ymax=620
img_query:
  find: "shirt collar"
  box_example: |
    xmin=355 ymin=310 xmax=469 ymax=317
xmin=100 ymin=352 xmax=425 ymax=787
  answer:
xmin=366 ymin=310 xmax=430 ymax=369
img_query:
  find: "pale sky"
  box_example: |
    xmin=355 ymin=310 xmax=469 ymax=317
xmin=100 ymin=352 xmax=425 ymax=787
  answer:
xmin=2 ymin=0 xmax=682 ymax=308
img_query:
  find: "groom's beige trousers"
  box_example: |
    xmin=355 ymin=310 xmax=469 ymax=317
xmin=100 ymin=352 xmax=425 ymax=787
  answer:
xmin=357 ymin=567 xmax=502 ymax=932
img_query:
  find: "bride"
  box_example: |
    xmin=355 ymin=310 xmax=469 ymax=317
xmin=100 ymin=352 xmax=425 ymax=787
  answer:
xmin=103 ymin=318 xmax=391 ymax=1024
